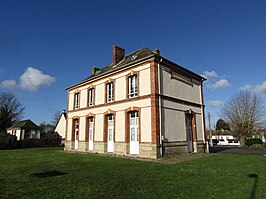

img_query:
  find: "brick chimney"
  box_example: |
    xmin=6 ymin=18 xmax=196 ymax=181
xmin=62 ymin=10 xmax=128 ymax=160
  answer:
xmin=112 ymin=46 xmax=125 ymax=65
xmin=92 ymin=66 xmax=100 ymax=75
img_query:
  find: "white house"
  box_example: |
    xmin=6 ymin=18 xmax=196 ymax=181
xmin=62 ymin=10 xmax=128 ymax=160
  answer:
xmin=54 ymin=111 xmax=66 ymax=140
xmin=64 ymin=46 xmax=206 ymax=159
xmin=6 ymin=119 xmax=41 ymax=140
xmin=211 ymin=135 xmax=240 ymax=146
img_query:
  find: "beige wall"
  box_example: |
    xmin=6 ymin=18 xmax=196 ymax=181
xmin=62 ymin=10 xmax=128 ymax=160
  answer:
xmin=140 ymin=107 xmax=152 ymax=142
xmin=160 ymin=65 xmax=201 ymax=104
xmin=160 ymin=65 xmax=205 ymax=143
xmin=66 ymin=98 xmax=152 ymax=143
xmin=67 ymin=63 xmax=151 ymax=111
xmin=66 ymin=62 xmax=153 ymax=144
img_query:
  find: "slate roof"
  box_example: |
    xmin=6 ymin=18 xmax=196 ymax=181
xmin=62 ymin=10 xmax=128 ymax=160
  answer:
xmin=7 ymin=119 xmax=41 ymax=131
xmin=67 ymin=47 xmax=205 ymax=90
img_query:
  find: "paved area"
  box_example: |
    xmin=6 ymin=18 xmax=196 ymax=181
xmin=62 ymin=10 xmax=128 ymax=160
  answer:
xmin=210 ymin=146 xmax=266 ymax=155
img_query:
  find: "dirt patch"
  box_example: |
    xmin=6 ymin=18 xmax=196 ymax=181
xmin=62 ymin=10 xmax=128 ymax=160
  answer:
xmin=157 ymin=153 xmax=210 ymax=164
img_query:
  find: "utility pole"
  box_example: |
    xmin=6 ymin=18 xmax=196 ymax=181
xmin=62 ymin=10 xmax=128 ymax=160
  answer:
xmin=208 ymin=112 xmax=213 ymax=146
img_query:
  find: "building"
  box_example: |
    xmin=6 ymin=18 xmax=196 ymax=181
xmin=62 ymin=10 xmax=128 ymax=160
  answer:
xmin=6 ymin=119 xmax=41 ymax=140
xmin=65 ymin=46 xmax=206 ymax=159
xmin=54 ymin=110 xmax=66 ymax=141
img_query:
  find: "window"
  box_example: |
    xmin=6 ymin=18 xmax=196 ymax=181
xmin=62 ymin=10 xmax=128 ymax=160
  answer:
xmin=128 ymin=75 xmax=138 ymax=98
xmin=106 ymin=82 xmax=114 ymax=102
xmin=74 ymin=92 xmax=80 ymax=109
xmin=88 ymin=88 xmax=95 ymax=106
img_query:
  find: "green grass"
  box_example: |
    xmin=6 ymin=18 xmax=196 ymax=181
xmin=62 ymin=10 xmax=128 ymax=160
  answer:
xmin=0 ymin=148 xmax=266 ymax=199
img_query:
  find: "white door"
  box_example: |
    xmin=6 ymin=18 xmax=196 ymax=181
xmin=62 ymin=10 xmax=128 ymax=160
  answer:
xmin=107 ymin=115 xmax=114 ymax=152
xmin=130 ymin=112 xmax=139 ymax=154
xmin=74 ymin=120 xmax=79 ymax=150
xmin=88 ymin=117 xmax=94 ymax=151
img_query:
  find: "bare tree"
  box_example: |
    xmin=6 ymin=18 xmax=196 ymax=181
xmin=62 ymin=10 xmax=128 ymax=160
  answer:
xmin=220 ymin=90 xmax=265 ymax=145
xmin=0 ymin=92 xmax=25 ymax=132
xmin=51 ymin=110 xmax=62 ymax=126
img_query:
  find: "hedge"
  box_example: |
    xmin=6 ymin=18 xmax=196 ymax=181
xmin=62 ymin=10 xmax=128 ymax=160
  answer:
xmin=0 ymin=131 xmax=63 ymax=149
xmin=245 ymin=138 xmax=263 ymax=147
xmin=0 ymin=132 xmax=17 ymax=149
xmin=17 ymin=138 xmax=62 ymax=148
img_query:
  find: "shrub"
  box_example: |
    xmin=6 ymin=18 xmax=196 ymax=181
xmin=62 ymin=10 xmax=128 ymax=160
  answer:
xmin=0 ymin=131 xmax=17 ymax=149
xmin=249 ymin=144 xmax=264 ymax=149
xmin=17 ymin=138 xmax=62 ymax=148
xmin=245 ymin=138 xmax=263 ymax=147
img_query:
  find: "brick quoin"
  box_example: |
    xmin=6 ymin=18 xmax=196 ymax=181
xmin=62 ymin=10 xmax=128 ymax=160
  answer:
xmin=150 ymin=60 xmax=160 ymax=144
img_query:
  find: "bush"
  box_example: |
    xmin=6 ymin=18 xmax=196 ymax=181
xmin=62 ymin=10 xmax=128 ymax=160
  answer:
xmin=245 ymin=138 xmax=263 ymax=147
xmin=249 ymin=144 xmax=264 ymax=149
xmin=0 ymin=131 xmax=17 ymax=149
xmin=17 ymin=138 xmax=62 ymax=148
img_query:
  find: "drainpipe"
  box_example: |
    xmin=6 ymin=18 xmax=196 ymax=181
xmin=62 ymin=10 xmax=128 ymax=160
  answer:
xmin=158 ymin=58 xmax=163 ymax=157
xmin=200 ymin=78 xmax=207 ymax=153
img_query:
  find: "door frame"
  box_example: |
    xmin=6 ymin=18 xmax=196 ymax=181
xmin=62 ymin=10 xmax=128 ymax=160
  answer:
xmin=86 ymin=113 xmax=95 ymax=151
xmin=107 ymin=114 xmax=114 ymax=152
xmin=185 ymin=110 xmax=197 ymax=152
xmin=72 ymin=118 xmax=79 ymax=150
xmin=129 ymin=111 xmax=139 ymax=154
xmin=125 ymin=107 xmax=141 ymax=155
xmin=104 ymin=110 xmax=116 ymax=153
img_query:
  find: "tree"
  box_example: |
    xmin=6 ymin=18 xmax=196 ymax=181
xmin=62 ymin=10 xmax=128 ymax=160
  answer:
xmin=39 ymin=122 xmax=55 ymax=134
xmin=51 ymin=110 xmax=62 ymax=126
xmin=220 ymin=90 xmax=265 ymax=145
xmin=216 ymin=118 xmax=231 ymax=131
xmin=0 ymin=92 xmax=24 ymax=132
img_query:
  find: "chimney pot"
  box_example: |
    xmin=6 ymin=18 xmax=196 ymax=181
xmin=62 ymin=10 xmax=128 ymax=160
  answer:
xmin=112 ymin=46 xmax=125 ymax=65
xmin=153 ymin=48 xmax=160 ymax=55
xmin=92 ymin=66 xmax=100 ymax=75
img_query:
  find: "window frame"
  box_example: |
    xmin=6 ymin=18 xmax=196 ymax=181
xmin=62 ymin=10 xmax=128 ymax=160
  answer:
xmin=106 ymin=81 xmax=114 ymax=103
xmin=87 ymin=87 xmax=95 ymax=106
xmin=127 ymin=72 xmax=139 ymax=98
xmin=74 ymin=92 xmax=80 ymax=109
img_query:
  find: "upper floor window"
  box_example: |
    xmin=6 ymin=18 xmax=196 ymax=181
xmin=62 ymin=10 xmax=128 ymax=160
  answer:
xmin=128 ymin=75 xmax=138 ymax=98
xmin=106 ymin=82 xmax=114 ymax=102
xmin=74 ymin=92 xmax=80 ymax=109
xmin=88 ymin=88 xmax=95 ymax=106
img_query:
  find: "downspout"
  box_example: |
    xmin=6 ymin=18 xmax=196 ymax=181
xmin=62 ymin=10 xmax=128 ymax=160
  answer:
xmin=200 ymin=78 xmax=207 ymax=152
xmin=158 ymin=58 xmax=163 ymax=157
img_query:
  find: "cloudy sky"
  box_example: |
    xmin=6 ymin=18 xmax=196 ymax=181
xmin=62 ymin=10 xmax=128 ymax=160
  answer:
xmin=1 ymin=0 xmax=266 ymax=126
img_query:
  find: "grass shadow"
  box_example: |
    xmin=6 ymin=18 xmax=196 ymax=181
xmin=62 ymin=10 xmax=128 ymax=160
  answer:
xmin=31 ymin=170 xmax=67 ymax=178
xmin=248 ymin=173 xmax=258 ymax=199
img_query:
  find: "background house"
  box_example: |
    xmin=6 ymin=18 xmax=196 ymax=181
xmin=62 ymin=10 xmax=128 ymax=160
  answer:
xmin=6 ymin=119 xmax=41 ymax=140
xmin=54 ymin=110 xmax=66 ymax=141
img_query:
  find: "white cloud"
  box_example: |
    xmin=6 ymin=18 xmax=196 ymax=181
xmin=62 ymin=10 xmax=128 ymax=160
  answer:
xmin=0 ymin=79 xmax=16 ymax=89
xmin=240 ymin=84 xmax=253 ymax=92
xmin=202 ymin=70 xmax=218 ymax=78
xmin=19 ymin=67 xmax=56 ymax=91
xmin=209 ymin=100 xmax=224 ymax=107
xmin=240 ymin=81 xmax=266 ymax=95
xmin=255 ymin=81 xmax=266 ymax=95
xmin=211 ymin=79 xmax=230 ymax=89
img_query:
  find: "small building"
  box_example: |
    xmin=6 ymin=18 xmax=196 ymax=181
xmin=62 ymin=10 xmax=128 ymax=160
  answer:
xmin=54 ymin=111 xmax=66 ymax=141
xmin=65 ymin=46 xmax=206 ymax=159
xmin=210 ymin=130 xmax=240 ymax=146
xmin=6 ymin=119 xmax=41 ymax=140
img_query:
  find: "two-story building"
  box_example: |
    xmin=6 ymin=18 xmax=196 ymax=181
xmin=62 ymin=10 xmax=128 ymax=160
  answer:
xmin=65 ymin=46 xmax=206 ymax=159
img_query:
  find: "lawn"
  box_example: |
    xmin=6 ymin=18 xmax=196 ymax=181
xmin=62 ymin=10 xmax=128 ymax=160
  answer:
xmin=0 ymin=148 xmax=266 ymax=199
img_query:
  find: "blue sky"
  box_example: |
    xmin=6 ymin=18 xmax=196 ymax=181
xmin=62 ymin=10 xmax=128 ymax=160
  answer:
xmin=1 ymin=0 xmax=266 ymax=127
